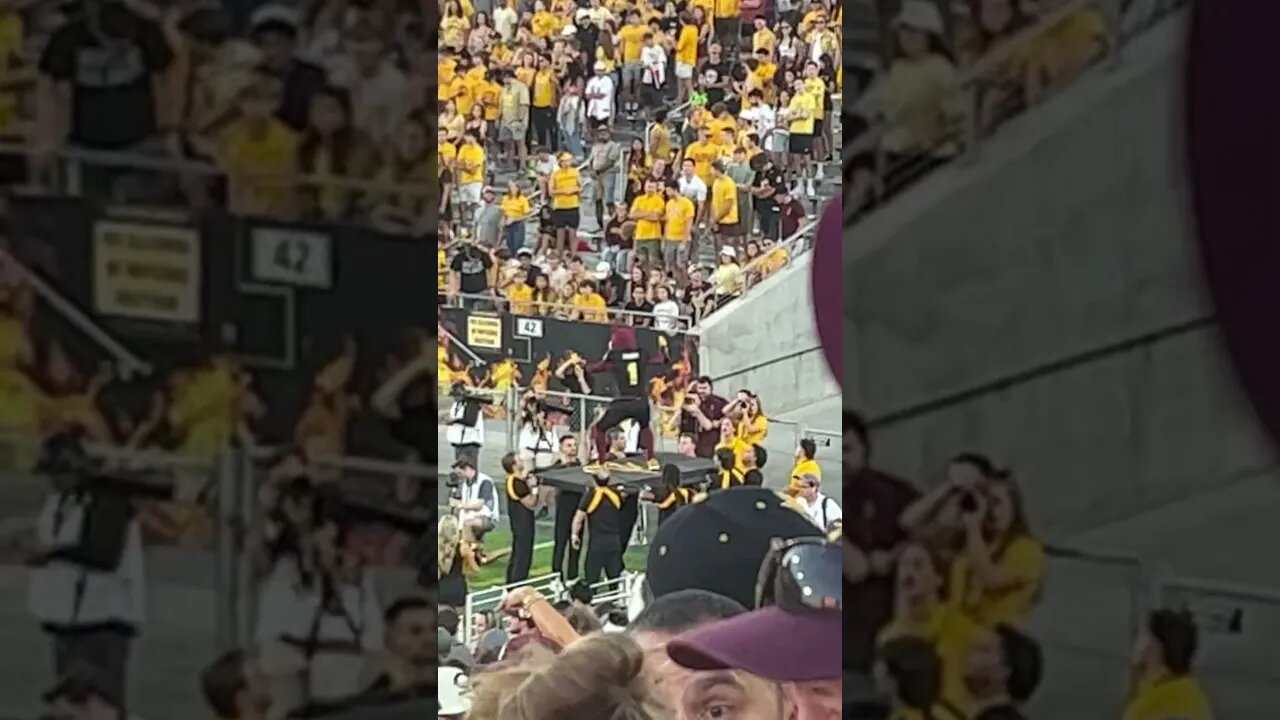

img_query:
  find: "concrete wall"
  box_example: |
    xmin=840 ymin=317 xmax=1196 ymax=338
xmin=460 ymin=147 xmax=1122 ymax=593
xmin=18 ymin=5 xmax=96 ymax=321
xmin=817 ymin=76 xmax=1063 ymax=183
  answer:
xmin=699 ymin=250 xmax=840 ymax=413
xmin=847 ymin=16 xmax=1278 ymax=532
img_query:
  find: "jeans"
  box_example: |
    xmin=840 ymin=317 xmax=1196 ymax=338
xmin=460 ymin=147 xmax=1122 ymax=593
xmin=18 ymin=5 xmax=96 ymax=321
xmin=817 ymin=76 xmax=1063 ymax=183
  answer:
xmin=561 ymin=129 xmax=585 ymax=158
xmin=504 ymin=222 xmax=526 ymax=254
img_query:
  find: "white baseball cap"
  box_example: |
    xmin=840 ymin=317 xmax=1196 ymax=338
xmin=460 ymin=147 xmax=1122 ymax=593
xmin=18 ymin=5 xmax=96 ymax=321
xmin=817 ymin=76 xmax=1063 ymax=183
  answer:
xmin=439 ymin=666 xmax=472 ymax=715
xmin=594 ymin=261 xmax=612 ymax=279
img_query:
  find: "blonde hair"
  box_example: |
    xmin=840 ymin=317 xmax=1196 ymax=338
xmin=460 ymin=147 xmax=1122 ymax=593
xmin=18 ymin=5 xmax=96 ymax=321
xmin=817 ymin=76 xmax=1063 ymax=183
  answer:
xmin=438 ymin=514 xmax=461 ymax=579
xmin=468 ymin=634 xmax=663 ymax=720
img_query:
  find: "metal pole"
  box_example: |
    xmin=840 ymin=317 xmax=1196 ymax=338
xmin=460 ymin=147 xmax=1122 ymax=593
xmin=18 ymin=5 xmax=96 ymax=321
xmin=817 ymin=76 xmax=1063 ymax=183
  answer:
xmin=236 ymin=445 xmax=257 ymax=649
xmin=214 ymin=449 xmax=237 ymax=652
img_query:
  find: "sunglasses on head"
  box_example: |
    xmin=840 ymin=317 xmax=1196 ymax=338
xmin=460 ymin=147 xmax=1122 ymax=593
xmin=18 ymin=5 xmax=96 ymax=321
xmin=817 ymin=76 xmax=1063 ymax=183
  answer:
xmin=755 ymin=536 xmax=841 ymax=612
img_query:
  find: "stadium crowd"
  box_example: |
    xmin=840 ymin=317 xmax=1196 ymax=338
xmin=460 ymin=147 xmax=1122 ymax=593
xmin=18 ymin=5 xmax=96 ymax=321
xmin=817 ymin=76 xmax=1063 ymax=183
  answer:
xmin=2 ymin=0 xmax=430 ymax=235
xmin=437 ymin=0 xmax=842 ymax=321
xmin=844 ymin=411 xmax=1218 ymax=720
xmin=846 ymin=0 xmax=1113 ymax=220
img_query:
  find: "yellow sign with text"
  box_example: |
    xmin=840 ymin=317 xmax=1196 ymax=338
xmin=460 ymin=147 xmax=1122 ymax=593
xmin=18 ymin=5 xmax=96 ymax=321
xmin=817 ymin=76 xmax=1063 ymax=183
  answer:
xmin=93 ymin=221 xmax=201 ymax=324
xmin=466 ymin=314 xmax=502 ymax=350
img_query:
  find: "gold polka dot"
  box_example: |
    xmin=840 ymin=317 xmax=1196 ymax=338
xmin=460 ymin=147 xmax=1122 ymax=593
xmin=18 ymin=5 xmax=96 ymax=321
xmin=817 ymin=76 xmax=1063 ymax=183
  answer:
xmin=659 ymin=545 xmax=668 ymax=556
xmin=755 ymin=500 xmax=767 ymax=510
xmin=718 ymin=533 xmax=730 ymax=543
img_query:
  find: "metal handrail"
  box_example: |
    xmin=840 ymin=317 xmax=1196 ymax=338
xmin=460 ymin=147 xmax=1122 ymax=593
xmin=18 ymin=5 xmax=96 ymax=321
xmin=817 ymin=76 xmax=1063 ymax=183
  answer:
xmin=444 ymin=292 xmax=697 ymax=330
xmin=0 ymin=141 xmax=433 ymax=196
xmin=691 ymin=217 xmax=822 ymax=320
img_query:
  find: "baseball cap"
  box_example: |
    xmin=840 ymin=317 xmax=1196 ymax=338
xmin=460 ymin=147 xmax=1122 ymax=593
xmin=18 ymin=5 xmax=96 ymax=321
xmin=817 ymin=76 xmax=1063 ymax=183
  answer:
xmin=666 ymin=538 xmax=842 ymax=682
xmin=249 ymin=4 xmax=299 ymax=33
xmin=646 ymin=487 xmax=820 ymax=609
xmin=594 ymin=261 xmax=612 ymax=280
xmin=438 ymin=666 xmax=472 ymax=715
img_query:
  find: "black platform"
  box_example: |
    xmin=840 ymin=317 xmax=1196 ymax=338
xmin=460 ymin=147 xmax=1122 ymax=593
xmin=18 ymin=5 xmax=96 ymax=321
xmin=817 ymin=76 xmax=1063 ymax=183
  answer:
xmin=535 ymin=453 xmax=714 ymax=492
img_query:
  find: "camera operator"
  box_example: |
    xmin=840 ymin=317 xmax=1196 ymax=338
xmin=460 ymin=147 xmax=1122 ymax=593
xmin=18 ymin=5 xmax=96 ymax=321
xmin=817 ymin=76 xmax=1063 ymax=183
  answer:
xmin=27 ymin=429 xmax=146 ymax=714
xmin=444 ymin=382 xmax=488 ymax=466
xmin=372 ymin=335 xmax=431 ymax=460
xmin=449 ymin=459 xmax=499 ymax=540
xmin=516 ymin=393 xmax=561 ymax=472
xmin=258 ymin=520 xmax=384 ymax=710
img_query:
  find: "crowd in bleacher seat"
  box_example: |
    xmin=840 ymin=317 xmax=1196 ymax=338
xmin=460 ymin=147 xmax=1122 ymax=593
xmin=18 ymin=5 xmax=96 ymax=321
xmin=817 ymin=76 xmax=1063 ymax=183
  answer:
xmin=2 ymin=0 xmax=429 ymax=235
xmin=437 ymin=0 xmax=842 ymax=321
xmin=846 ymin=0 xmax=1112 ymax=219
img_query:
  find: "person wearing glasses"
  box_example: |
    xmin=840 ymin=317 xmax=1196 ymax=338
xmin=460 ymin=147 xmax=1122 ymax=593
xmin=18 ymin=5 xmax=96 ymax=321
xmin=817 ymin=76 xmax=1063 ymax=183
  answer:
xmin=666 ymin=536 xmax=843 ymax=720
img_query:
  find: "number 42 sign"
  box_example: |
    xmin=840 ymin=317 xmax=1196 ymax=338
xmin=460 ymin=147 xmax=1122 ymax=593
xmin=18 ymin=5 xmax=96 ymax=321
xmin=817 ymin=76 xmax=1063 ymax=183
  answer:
xmin=251 ymin=228 xmax=333 ymax=289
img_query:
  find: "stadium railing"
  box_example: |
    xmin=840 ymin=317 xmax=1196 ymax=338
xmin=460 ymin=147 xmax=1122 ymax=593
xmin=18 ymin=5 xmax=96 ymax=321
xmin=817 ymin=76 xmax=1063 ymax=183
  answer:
xmin=459 ymin=571 xmax=639 ymax=646
xmin=689 ymin=216 xmax=821 ymax=323
xmin=442 ymin=293 xmax=698 ymax=332
xmin=0 ymin=142 xmax=431 ymax=234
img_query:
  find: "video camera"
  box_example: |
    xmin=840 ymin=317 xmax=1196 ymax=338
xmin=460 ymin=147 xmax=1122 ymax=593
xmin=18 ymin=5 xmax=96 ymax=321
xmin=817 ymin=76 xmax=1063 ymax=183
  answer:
xmin=37 ymin=427 xmax=173 ymax=501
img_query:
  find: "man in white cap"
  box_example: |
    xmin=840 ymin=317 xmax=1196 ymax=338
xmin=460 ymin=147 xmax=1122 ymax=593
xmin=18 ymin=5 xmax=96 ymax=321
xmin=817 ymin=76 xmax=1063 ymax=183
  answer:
xmin=585 ymin=61 xmax=617 ymax=130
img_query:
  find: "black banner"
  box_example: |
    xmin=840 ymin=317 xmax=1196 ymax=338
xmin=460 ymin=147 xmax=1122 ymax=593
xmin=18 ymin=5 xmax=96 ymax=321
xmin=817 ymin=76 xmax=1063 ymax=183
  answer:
xmin=7 ymin=196 xmax=430 ymax=460
xmin=438 ymin=308 xmax=699 ymax=403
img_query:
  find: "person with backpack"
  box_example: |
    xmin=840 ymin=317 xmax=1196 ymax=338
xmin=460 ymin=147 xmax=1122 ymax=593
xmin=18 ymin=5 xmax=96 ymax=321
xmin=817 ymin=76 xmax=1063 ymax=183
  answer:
xmin=797 ymin=472 xmax=842 ymax=533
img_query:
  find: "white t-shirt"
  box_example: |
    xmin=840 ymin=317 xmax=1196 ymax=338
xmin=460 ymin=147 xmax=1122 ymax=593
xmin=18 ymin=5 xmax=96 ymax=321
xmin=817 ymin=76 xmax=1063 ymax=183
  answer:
xmin=652 ymin=299 xmax=682 ymax=332
xmin=803 ymin=493 xmax=843 ymax=531
xmin=327 ymin=58 xmax=409 ymax=145
xmin=641 ymin=44 xmax=667 ymax=86
xmin=741 ymin=104 xmax=777 ymax=140
xmin=678 ymin=174 xmax=708 ymax=204
xmin=494 ymin=6 xmax=519 ymax=40
xmin=586 ymin=75 xmax=617 ymax=121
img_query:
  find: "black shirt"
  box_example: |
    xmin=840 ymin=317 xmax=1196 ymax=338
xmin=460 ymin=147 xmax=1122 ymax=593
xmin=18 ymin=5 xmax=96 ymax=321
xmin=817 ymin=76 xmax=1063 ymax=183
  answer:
xmin=624 ymin=300 xmax=654 ymax=326
xmin=278 ymin=59 xmax=328 ymax=131
xmin=973 ymin=705 xmax=1027 ymax=720
xmin=656 ymin=486 xmax=691 ymax=524
xmin=600 ymin=346 xmax=656 ymax=397
xmin=753 ymin=167 xmax=787 ymax=208
xmin=389 ymin=377 xmax=431 ymax=461
xmin=506 ymin=474 xmax=535 ymax=534
xmin=451 ymin=246 xmax=492 ymax=295
xmin=700 ymin=58 xmax=732 ymax=106
xmin=39 ymin=8 xmax=173 ymax=150
xmin=579 ymin=485 xmax=622 ymax=538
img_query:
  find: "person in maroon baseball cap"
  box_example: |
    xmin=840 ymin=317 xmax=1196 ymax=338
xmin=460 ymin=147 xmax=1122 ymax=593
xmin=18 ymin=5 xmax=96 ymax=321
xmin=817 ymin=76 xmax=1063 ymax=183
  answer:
xmin=666 ymin=537 xmax=842 ymax=720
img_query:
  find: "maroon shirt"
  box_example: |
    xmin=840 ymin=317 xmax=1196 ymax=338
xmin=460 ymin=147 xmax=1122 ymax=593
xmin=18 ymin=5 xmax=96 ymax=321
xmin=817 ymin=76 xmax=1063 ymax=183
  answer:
xmin=680 ymin=394 xmax=728 ymax=458
xmin=844 ymin=466 xmax=919 ymax=673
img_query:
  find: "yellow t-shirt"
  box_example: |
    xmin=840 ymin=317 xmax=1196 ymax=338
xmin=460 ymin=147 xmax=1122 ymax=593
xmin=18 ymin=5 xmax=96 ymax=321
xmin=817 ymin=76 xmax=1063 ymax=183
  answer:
xmin=713 ymin=0 xmax=738 ymax=19
xmin=787 ymin=457 xmax=821 ymax=495
xmin=618 ymin=24 xmax=648 ymax=63
xmin=438 ymin=141 xmax=458 ymax=172
xmin=752 ymin=27 xmax=776 ymax=56
xmin=455 ymin=142 xmax=486 ymax=185
xmin=736 ymin=414 xmax=768 ymax=446
xmin=787 ymin=92 xmax=817 ymax=135
xmin=220 ymin=118 xmax=299 ymax=217
xmin=878 ymin=606 xmax=988 ymax=720
xmin=710 ymin=175 xmax=738 ymax=225
xmin=438 ymin=248 xmax=449 ymax=290
xmin=630 ymin=192 xmax=666 ymax=240
xmin=804 ymin=76 xmax=827 ymax=120
xmin=574 ymin=292 xmax=608 ymax=322
xmin=505 ymin=282 xmax=534 ymax=315
xmin=501 ymin=193 xmax=531 ymax=221
xmin=947 ymin=535 xmax=1045 ymax=628
xmin=1120 ymin=675 xmax=1214 ymax=720
xmin=531 ymin=11 xmax=560 ymax=37
xmin=532 ymin=70 xmax=556 ymax=108
xmin=684 ymin=140 xmax=719 ymax=184
xmin=549 ymin=167 xmax=582 ymax=209
xmin=664 ymin=196 xmax=695 ymax=241
xmin=676 ymin=24 xmax=699 ymax=66
xmin=477 ymin=80 xmax=502 ymax=121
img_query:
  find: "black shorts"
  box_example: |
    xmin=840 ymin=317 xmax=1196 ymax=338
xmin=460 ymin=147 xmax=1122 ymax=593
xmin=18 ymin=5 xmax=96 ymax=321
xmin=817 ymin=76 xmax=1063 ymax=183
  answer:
xmin=552 ymin=208 xmax=581 ymax=229
xmin=716 ymin=221 xmax=743 ymax=237
xmin=714 ymin=17 xmax=740 ymax=44
xmin=600 ymin=396 xmax=652 ymax=430
xmin=789 ymin=133 xmax=814 ymax=155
